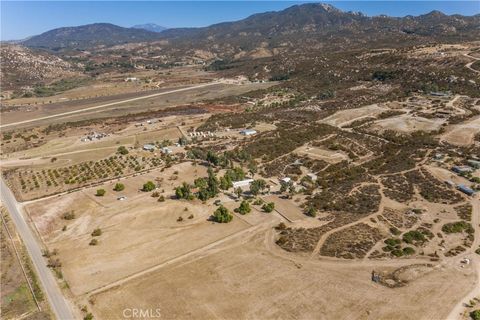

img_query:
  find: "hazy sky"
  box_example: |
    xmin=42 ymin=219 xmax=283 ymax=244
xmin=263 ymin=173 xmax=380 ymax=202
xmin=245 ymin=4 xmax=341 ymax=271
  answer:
xmin=1 ymin=1 xmax=479 ymax=40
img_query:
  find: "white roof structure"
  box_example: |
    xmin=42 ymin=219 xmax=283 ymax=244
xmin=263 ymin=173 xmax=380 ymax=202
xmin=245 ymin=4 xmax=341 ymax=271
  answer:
xmin=240 ymin=129 xmax=257 ymax=136
xmin=233 ymin=179 xmax=254 ymax=189
xmin=143 ymin=144 xmax=155 ymax=151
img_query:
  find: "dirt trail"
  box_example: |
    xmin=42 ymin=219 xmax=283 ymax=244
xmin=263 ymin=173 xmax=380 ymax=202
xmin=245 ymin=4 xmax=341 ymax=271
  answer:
xmin=464 ymin=53 xmax=480 ymax=74
xmin=446 ymin=197 xmax=480 ymax=320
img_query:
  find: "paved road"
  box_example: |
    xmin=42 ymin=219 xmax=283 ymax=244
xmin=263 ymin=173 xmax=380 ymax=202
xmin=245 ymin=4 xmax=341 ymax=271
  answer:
xmin=0 ymin=178 xmax=75 ymax=319
xmin=0 ymin=81 xmax=221 ymax=129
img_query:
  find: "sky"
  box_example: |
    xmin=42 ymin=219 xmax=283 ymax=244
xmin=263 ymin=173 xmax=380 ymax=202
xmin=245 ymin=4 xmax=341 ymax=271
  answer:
xmin=1 ymin=1 xmax=479 ymax=40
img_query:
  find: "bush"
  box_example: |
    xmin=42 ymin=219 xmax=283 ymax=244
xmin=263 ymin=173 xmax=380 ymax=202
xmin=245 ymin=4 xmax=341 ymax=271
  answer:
xmin=213 ymin=205 xmax=233 ymax=223
xmin=402 ymin=247 xmax=415 ymax=255
xmin=62 ymin=211 xmax=75 ymax=220
xmin=89 ymin=239 xmax=98 ymax=246
xmin=151 ymin=191 xmax=160 ymax=197
xmin=91 ymin=228 xmax=102 ymax=237
xmin=113 ymin=183 xmax=125 ymax=191
xmin=96 ymin=189 xmax=106 ymax=197
xmin=158 ymin=195 xmax=165 ymax=202
xmin=262 ymin=202 xmax=275 ymax=213
xmin=142 ymin=181 xmax=156 ymax=192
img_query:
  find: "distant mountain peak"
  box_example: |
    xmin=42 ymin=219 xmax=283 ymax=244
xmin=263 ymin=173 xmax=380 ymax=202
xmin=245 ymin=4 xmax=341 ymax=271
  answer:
xmin=320 ymin=3 xmax=341 ymax=12
xmin=131 ymin=23 xmax=167 ymax=33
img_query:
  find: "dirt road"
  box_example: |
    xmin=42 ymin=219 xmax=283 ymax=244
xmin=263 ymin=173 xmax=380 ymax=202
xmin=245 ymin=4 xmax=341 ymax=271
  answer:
xmin=0 ymin=178 xmax=76 ymax=319
xmin=447 ymin=197 xmax=480 ymax=320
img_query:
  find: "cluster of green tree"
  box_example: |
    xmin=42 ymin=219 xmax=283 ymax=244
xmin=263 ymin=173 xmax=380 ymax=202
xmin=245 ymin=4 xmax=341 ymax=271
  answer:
xmin=219 ymin=167 xmax=247 ymax=190
xmin=442 ymin=221 xmax=474 ymax=234
xmin=280 ymin=180 xmax=295 ymax=198
xmin=176 ymin=168 xmax=220 ymax=201
xmin=175 ymin=182 xmax=194 ymax=200
xmin=31 ymin=78 xmax=90 ymax=97
xmin=250 ymin=179 xmax=267 ymax=195
xmin=269 ymin=74 xmax=290 ymax=81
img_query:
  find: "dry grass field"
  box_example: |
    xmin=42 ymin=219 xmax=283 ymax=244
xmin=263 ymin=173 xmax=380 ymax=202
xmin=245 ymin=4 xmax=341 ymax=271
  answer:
xmin=88 ymin=230 xmax=475 ymax=320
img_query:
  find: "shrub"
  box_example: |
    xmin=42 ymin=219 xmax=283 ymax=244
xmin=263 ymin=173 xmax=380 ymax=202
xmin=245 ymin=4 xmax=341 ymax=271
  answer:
xmin=62 ymin=211 xmax=75 ymax=220
xmin=151 ymin=191 xmax=160 ymax=197
xmin=213 ymin=205 xmax=233 ymax=223
xmin=142 ymin=181 xmax=156 ymax=192
xmin=96 ymin=189 xmax=106 ymax=196
xmin=89 ymin=239 xmax=98 ymax=246
xmin=262 ymin=202 xmax=275 ymax=213
xmin=177 ymin=216 xmax=183 ymax=222
xmin=158 ymin=195 xmax=165 ymax=202
xmin=84 ymin=313 xmax=94 ymax=320
xmin=402 ymin=247 xmax=415 ymax=255
xmin=91 ymin=228 xmax=102 ymax=237
xmin=113 ymin=183 xmax=125 ymax=191
xmin=390 ymin=227 xmax=401 ymax=236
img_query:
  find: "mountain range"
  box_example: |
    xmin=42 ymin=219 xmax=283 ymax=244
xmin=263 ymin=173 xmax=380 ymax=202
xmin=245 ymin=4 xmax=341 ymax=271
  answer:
xmin=131 ymin=23 xmax=168 ymax=33
xmin=18 ymin=3 xmax=480 ymax=53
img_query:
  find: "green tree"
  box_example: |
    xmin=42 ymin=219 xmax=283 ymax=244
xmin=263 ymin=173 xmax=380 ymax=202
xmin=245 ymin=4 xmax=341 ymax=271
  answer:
xmin=305 ymin=206 xmax=317 ymax=217
xmin=175 ymin=182 xmax=192 ymax=200
xmin=117 ymin=146 xmax=129 ymax=155
xmin=471 ymin=310 xmax=480 ymax=320
xmin=236 ymin=200 xmax=251 ymax=215
xmin=113 ymin=183 xmax=125 ymax=191
xmin=95 ymin=189 xmax=106 ymax=197
xmin=235 ymin=187 xmax=243 ymax=199
xmin=262 ymin=202 xmax=275 ymax=213
xmin=220 ymin=175 xmax=233 ymax=190
xmin=250 ymin=179 xmax=266 ymax=195
xmin=213 ymin=205 xmax=233 ymax=223
xmin=142 ymin=181 xmax=156 ymax=192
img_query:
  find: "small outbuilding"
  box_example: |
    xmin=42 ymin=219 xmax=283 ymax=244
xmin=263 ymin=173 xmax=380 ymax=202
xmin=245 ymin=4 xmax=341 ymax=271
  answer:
xmin=457 ymin=184 xmax=475 ymax=196
xmin=240 ymin=129 xmax=257 ymax=136
xmin=452 ymin=165 xmax=473 ymax=175
xmin=143 ymin=144 xmax=155 ymax=151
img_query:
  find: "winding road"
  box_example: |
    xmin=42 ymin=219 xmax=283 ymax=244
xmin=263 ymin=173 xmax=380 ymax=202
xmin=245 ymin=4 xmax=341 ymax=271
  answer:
xmin=0 ymin=178 xmax=75 ymax=319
